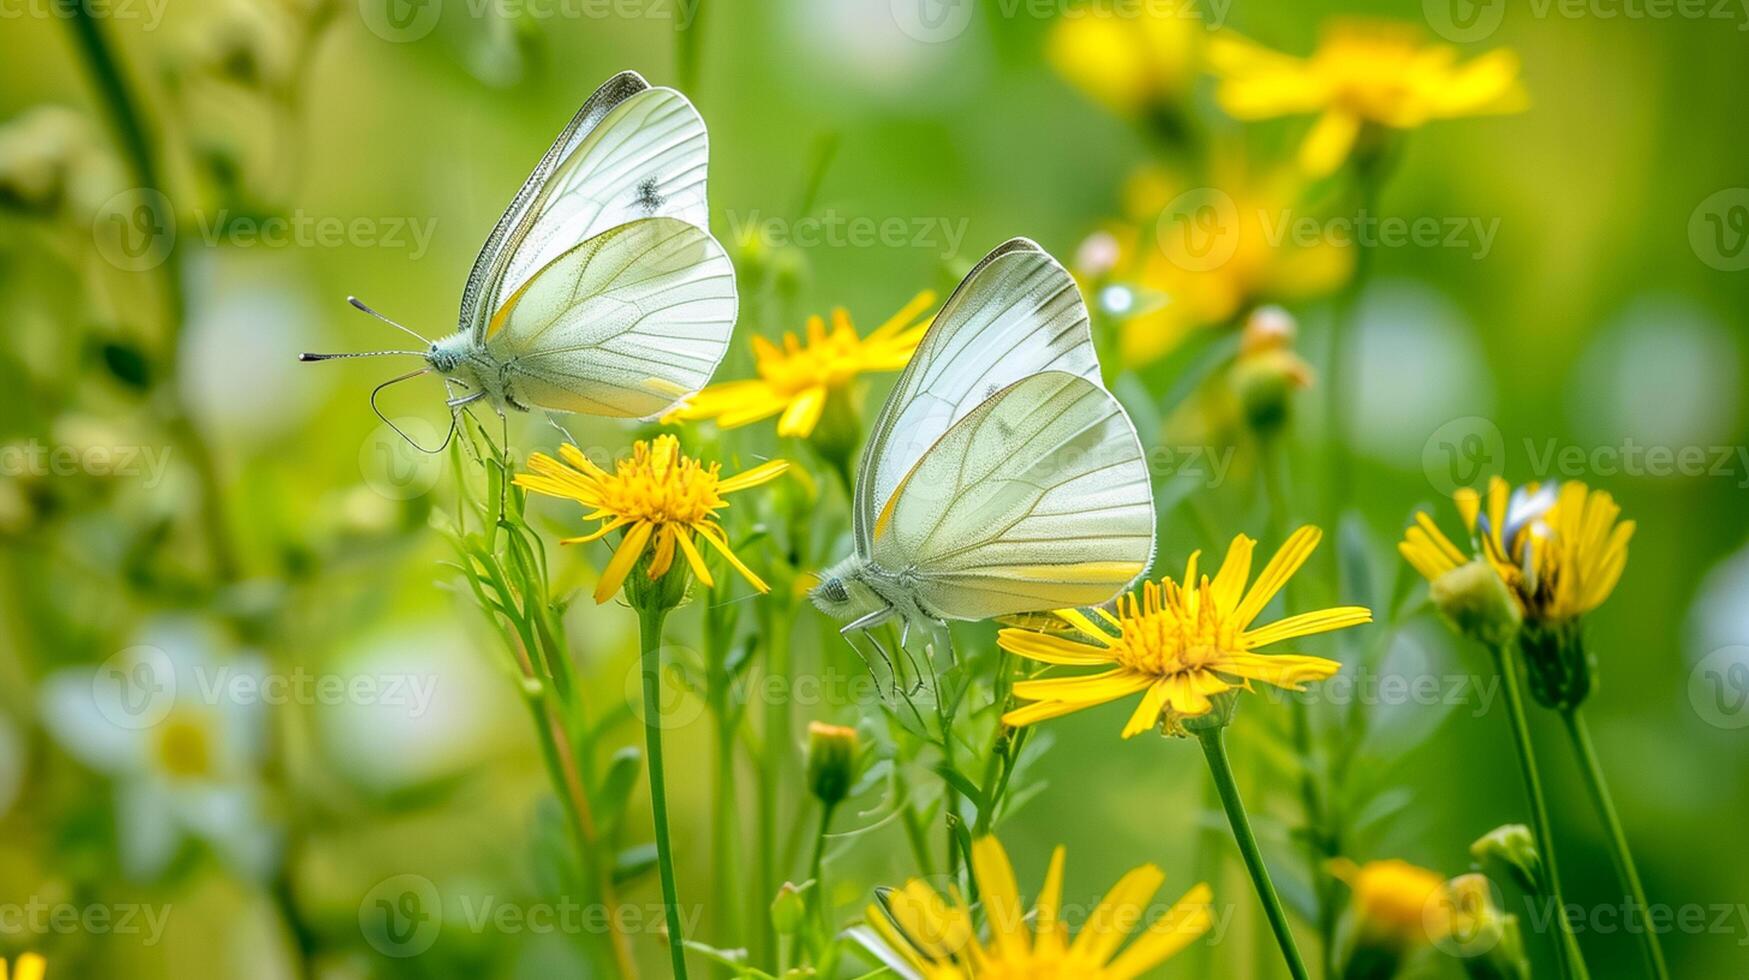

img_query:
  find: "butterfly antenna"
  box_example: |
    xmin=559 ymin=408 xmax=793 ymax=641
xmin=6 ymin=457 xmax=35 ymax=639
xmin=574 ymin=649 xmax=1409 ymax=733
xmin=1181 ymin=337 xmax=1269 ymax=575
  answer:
xmin=349 ymin=295 xmax=434 ymax=346
xmin=298 ymin=350 xmax=426 ymax=362
xmin=370 ymin=367 xmax=455 ymax=455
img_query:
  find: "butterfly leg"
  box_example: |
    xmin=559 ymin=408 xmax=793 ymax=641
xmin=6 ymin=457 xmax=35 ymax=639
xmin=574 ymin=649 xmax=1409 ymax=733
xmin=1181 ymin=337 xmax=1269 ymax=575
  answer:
xmin=841 ymin=608 xmax=894 ymax=696
xmin=496 ymin=409 xmax=511 ymax=520
xmin=543 ymin=411 xmax=579 ymax=448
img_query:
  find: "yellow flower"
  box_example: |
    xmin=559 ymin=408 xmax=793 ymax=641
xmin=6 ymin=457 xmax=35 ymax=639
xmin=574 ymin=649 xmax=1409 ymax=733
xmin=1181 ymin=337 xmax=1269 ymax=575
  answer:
xmin=1047 ymin=3 xmax=1201 ymax=118
xmin=1092 ymin=163 xmax=1351 ymax=364
xmin=1399 ymin=477 xmax=1634 ymax=625
xmin=513 ymin=435 xmax=787 ymax=604
xmin=862 ymin=836 xmax=1211 ymax=979
xmin=999 ymin=527 xmax=1372 ymax=737
xmin=1208 ymin=20 xmax=1527 ymax=175
xmin=1330 ymin=858 xmax=1450 ymax=950
xmin=666 ymin=291 xmax=936 ymax=438
xmin=0 ymin=953 xmax=46 ymax=980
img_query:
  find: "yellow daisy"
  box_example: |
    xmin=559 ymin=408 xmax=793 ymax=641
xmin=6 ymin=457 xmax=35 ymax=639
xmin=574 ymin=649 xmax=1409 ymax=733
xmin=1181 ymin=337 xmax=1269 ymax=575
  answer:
xmin=861 ymin=836 xmax=1211 ymax=979
xmin=1399 ymin=477 xmax=1634 ymax=625
xmin=999 ymin=527 xmax=1372 ymax=737
xmin=1087 ymin=163 xmax=1351 ymax=364
xmin=1330 ymin=858 xmax=1451 ymax=951
xmin=1208 ymin=20 xmax=1526 ymax=176
xmin=666 ymin=290 xmax=936 ymax=438
xmin=1047 ymin=3 xmax=1201 ymax=119
xmin=513 ymin=435 xmax=787 ymax=604
xmin=0 ymin=954 xmax=46 ymax=980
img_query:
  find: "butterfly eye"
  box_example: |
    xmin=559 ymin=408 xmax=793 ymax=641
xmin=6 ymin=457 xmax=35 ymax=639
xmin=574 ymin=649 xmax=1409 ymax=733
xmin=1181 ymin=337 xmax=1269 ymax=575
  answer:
xmin=818 ymin=578 xmax=850 ymax=604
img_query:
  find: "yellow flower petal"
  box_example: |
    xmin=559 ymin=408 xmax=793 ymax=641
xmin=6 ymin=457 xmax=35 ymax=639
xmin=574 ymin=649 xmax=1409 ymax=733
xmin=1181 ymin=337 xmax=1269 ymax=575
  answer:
xmin=1243 ymin=605 xmax=1373 ymax=649
xmin=1233 ymin=525 xmax=1323 ymax=628
xmin=593 ymin=521 xmax=653 ymax=605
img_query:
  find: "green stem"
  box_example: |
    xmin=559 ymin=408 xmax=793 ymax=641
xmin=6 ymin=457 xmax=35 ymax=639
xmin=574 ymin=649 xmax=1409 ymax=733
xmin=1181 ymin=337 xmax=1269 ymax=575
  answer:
xmin=639 ymin=604 xmax=690 ymax=980
xmin=675 ymin=0 xmax=705 ymax=90
xmin=1198 ymin=726 xmax=1310 ymax=980
xmin=1562 ymin=706 xmax=1667 ymax=980
xmin=1493 ymin=645 xmax=1587 ymax=980
xmin=1324 ymin=168 xmax=1380 ymax=523
xmin=1262 ymin=436 xmax=1339 ymax=977
xmin=59 ymin=1 xmax=239 ymax=583
xmin=711 ymin=704 xmax=739 ymax=969
xmin=807 ymin=801 xmax=837 ymax=955
xmin=758 ymin=605 xmax=792 ymax=967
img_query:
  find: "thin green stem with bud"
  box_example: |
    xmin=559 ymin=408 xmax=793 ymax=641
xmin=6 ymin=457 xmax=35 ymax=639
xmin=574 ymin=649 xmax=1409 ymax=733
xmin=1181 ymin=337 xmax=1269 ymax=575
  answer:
xmin=1493 ymin=643 xmax=1588 ymax=980
xmin=1561 ymin=706 xmax=1667 ymax=980
xmin=1197 ymin=726 xmax=1310 ymax=980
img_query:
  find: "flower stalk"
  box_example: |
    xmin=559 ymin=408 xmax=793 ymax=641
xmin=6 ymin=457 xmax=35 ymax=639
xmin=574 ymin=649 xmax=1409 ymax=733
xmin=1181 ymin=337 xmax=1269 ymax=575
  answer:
xmin=632 ymin=585 xmax=690 ymax=980
xmin=1492 ymin=643 xmax=1588 ymax=980
xmin=1196 ymin=722 xmax=1309 ymax=980
xmin=1561 ymin=706 xmax=1667 ymax=980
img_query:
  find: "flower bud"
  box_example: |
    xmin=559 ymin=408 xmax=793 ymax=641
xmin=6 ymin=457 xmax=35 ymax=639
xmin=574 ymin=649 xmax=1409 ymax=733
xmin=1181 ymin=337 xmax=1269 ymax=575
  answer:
xmin=1332 ymin=858 xmax=1448 ymax=978
xmin=1442 ymin=874 xmax=1529 ymax=980
xmin=805 ymin=721 xmax=859 ymax=806
xmin=1231 ymin=347 xmax=1313 ymax=436
xmin=1469 ymin=824 xmax=1543 ymax=895
xmin=1430 ymin=561 xmax=1522 ymax=649
xmin=1240 ymin=304 xmax=1298 ymax=355
xmin=770 ymin=881 xmax=806 ymax=935
xmin=1075 ymin=230 xmax=1121 ymax=279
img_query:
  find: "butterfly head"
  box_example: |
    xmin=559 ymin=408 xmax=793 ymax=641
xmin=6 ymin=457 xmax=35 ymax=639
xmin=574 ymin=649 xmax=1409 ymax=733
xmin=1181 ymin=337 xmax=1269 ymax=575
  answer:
xmin=426 ymin=331 xmax=470 ymax=376
xmin=810 ymin=555 xmax=887 ymax=623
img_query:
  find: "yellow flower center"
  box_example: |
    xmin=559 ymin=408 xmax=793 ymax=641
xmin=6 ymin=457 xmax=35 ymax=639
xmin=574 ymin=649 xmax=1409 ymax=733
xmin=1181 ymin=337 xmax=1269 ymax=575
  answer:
xmin=152 ymin=711 xmax=214 ymax=779
xmin=593 ymin=435 xmax=726 ymax=526
xmin=1315 ymin=34 xmax=1423 ymax=114
xmin=1107 ymin=580 xmax=1236 ymax=677
xmin=754 ymin=320 xmax=875 ymax=396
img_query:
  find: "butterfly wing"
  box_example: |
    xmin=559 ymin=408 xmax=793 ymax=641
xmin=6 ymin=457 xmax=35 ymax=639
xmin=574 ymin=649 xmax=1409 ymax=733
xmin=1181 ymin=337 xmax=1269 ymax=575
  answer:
xmin=484 ymin=217 xmax=735 ymax=418
xmin=461 ymin=70 xmax=712 ymax=343
xmin=870 ymin=371 xmax=1155 ymax=622
xmin=853 ymin=238 xmax=1102 ymax=558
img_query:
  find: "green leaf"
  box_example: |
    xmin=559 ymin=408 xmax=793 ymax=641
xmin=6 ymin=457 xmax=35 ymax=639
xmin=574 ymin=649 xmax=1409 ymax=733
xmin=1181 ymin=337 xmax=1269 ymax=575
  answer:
xmin=594 ymin=747 xmax=643 ymax=832
xmin=610 ymin=843 xmax=658 ymax=883
xmin=933 ymin=763 xmax=987 ymax=817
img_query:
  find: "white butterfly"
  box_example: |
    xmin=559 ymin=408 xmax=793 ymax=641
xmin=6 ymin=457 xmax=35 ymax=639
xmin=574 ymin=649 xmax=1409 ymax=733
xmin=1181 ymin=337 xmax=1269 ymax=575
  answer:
xmin=809 ymin=238 xmax=1157 ymax=646
xmin=302 ymin=71 xmax=736 ymax=442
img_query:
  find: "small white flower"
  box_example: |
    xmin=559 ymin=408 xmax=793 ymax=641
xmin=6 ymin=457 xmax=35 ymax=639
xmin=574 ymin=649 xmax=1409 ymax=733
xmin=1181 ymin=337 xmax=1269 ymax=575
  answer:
xmin=39 ymin=617 xmax=279 ymax=881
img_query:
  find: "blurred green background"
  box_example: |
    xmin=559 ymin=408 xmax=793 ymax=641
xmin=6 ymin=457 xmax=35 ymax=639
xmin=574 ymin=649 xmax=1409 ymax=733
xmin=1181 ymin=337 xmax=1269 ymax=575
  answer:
xmin=2 ymin=0 xmax=1747 ymax=977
